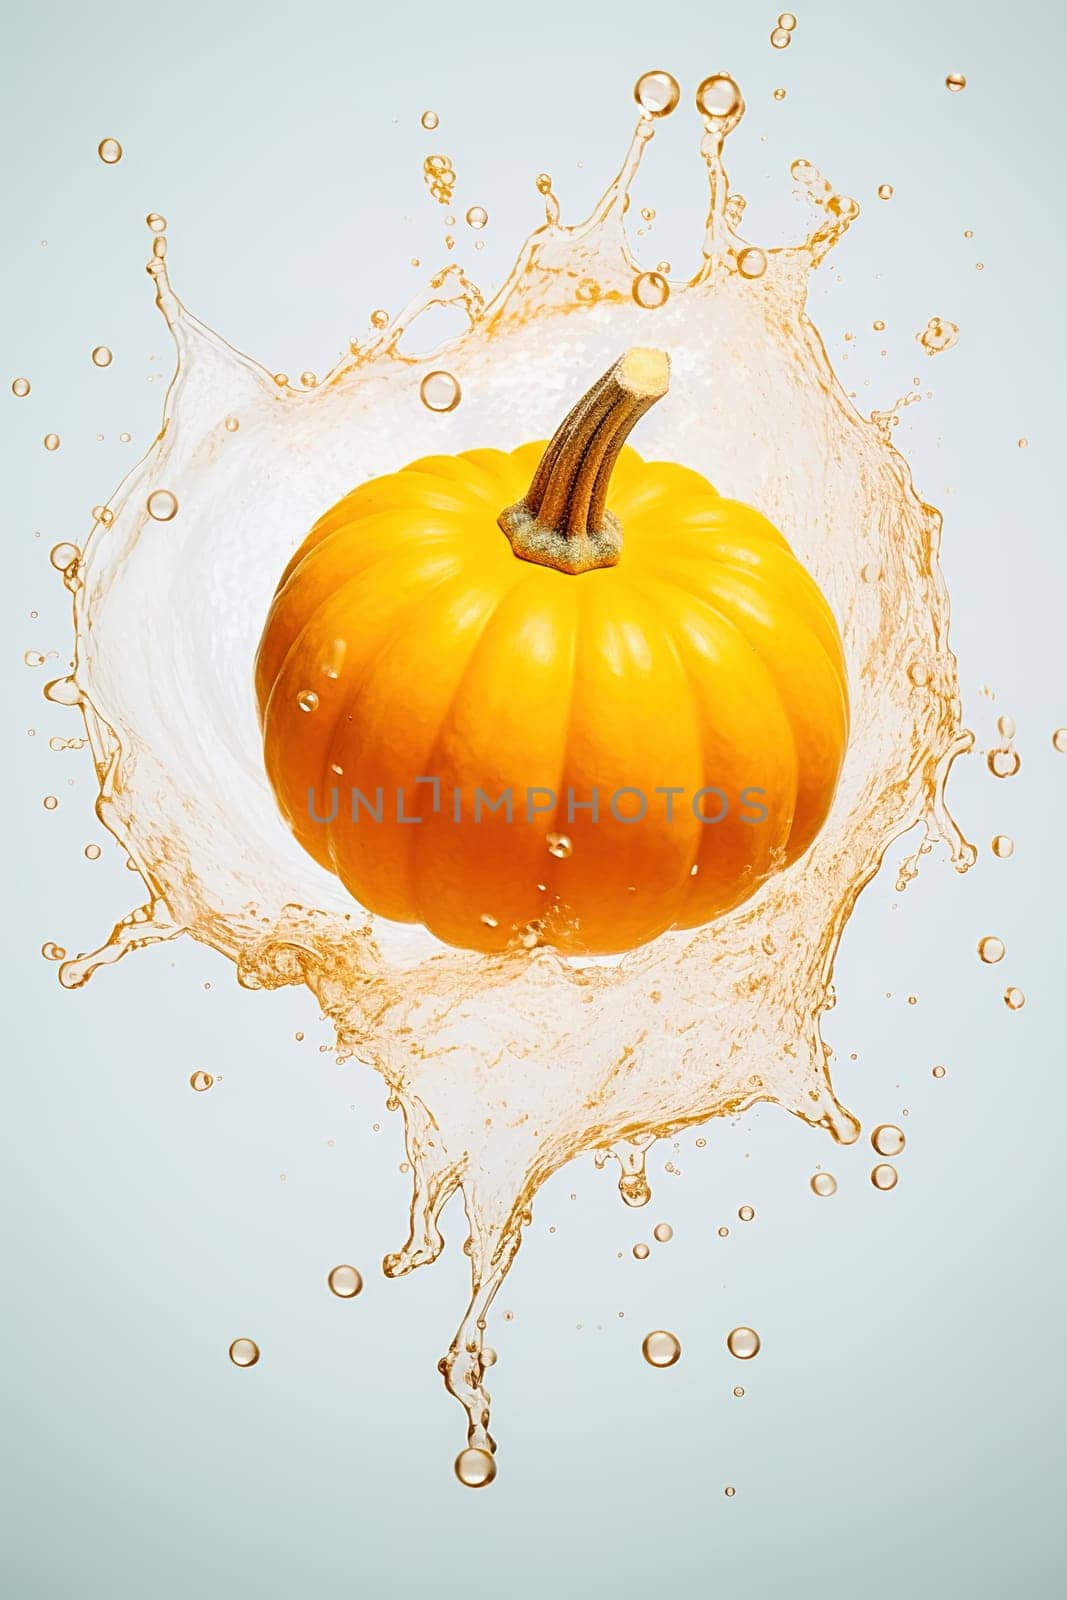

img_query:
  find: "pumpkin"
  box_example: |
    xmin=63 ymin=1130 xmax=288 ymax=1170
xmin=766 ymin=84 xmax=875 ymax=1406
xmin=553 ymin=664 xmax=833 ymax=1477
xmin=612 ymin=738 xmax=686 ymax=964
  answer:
xmin=255 ymin=348 xmax=849 ymax=956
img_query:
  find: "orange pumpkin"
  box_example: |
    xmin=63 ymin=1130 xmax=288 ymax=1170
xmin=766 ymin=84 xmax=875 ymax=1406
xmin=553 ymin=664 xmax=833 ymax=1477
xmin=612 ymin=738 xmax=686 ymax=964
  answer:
xmin=255 ymin=349 xmax=848 ymax=955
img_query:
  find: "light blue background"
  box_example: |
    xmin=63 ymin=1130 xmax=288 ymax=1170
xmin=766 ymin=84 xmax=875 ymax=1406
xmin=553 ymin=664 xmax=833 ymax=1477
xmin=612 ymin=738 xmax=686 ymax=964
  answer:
xmin=3 ymin=1 xmax=1065 ymax=1595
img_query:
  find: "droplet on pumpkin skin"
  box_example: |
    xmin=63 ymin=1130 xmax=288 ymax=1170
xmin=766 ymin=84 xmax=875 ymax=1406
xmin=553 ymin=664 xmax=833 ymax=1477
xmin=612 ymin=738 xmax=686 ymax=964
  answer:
xmin=633 ymin=70 xmax=680 ymax=119
xmin=546 ymin=832 xmax=573 ymax=860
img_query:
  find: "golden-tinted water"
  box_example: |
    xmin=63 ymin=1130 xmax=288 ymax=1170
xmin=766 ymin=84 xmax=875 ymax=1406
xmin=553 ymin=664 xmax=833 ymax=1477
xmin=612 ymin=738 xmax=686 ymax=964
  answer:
xmin=48 ymin=69 xmax=971 ymax=1477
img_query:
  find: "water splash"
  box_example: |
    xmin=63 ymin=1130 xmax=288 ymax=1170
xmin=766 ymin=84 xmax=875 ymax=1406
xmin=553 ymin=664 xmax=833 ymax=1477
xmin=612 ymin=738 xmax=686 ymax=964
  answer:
xmin=50 ymin=73 xmax=969 ymax=1472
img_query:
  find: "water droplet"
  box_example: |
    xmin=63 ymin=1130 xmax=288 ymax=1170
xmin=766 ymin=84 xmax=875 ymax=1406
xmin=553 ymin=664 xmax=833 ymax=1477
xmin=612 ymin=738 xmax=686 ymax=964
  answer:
xmin=873 ymin=320 xmax=886 ymax=332
xmin=932 ymin=1064 xmax=947 ymax=1079
xmin=190 ymin=1070 xmax=214 ymax=1092
xmin=737 ymin=246 xmax=768 ymax=279
xmin=43 ymin=433 xmax=60 ymax=451
xmin=773 ymin=87 xmax=787 ymax=100
xmin=43 ymin=796 xmax=58 ymax=811
xmin=778 ymin=10 xmax=797 ymax=24
xmin=871 ymin=1123 xmax=905 ymax=1156
xmin=84 ymin=843 xmax=101 ymax=860
xmin=420 ymin=110 xmax=439 ymax=131
xmin=49 ymin=542 xmax=79 ymax=571
xmin=419 ymin=369 xmax=462 ymax=413
xmin=695 ymin=74 xmax=745 ymax=130
xmin=996 ymin=714 xmax=1015 ymax=740
xmin=119 ymin=432 xmax=131 ymax=443
xmin=482 ymin=1346 xmax=497 ymax=1366
xmin=454 ymin=1447 xmax=496 ymax=1487
xmin=727 ymin=1326 xmax=761 ymax=1360
xmin=272 ymin=372 xmax=288 ymax=387
xmin=91 ymin=346 xmax=113 ymax=368
xmin=24 ymin=650 xmax=45 ymax=667
xmin=724 ymin=1486 xmax=737 ymax=1498
xmin=642 ymin=1330 xmax=681 ymax=1367
xmin=228 ymin=1337 xmax=260 ymax=1367
xmin=224 ymin=416 xmax=240 ymax=432
xmin=296 ymin=690 xmax=319 ymax=714
xmin=370 ymin=309 xmax=390 ymax=329
xmin=632 ymin=1243 xmax=650 ymax=1260
xmin=535 ymin=172 xmax=554 ymax=196
xmin=738 ymin=1205 xmax=755 ymax=1222
xmin=1004 ymin=986 xmax=1025 ymax=1011
xmin=918 ymin=316 xmax=960 ymax=356
xmin=717 ymin=1226 xmax=729 ymax=1237
xmin=11 ymin=377 xmax=30 ymax=397
xmin=328 ymin=1264 xmax=363 ymax=1298
xmin=1052 ymin=728 xmax=1067 ymax=752
xmin=146 ymin=213 xmax=167 ymax=233
xmin=810 ymin=1171 xmax=837 ymax=1196
xmin=945 ymin=73 xmax=967 ymax=92
xmin=634 ymin=70 xmax=680 ymax=119
xmin=41 ymin=942 xmax=66 ymax=961
xmin=871 ymin=1163 xmax=899 ymax=1190
xmin=480 ymin=913 xmax=499 ymax=929
xmin=770 ymin=26 xmax=792 ymax=47
xmin=632 ymin=271 xmax=670 ymax=309
xmin=146 ymin=489 xmax=178 ymax=522
xmin=97 ymin=137 xmax=122 ymax=164
xmin=300 ymin=371 xmax=318 ymax=388
xmin=987 ymin=748 xmax=1020 ymax=778
xmin=733 ymin=1385 xmax=745 ymax=1397
xmin=877 ymin=184 xmax=894 ymax=200
xmin=465 ymin=206 xmax=488 ymax=229
xmin=978 ymin=935 xmax=1005 ymax=964
xmin=652 ymin=1222 xmax=673 ymax=1242
xmin=91 ymin=505 xmax=114 ymax=526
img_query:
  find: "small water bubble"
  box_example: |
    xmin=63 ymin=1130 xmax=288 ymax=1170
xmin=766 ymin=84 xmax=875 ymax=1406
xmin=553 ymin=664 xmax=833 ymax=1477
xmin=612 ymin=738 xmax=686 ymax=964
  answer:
xmin=224 ymin=415 xmax=240 ymax=432
xmin=482 ymin=1346 xmax=497 ymax=1367
xmin=736 ymin=247 xmax=768 ymax=280
xmin=228 ymin=1337 xmax=260 ymax=1367
xmin=873 ymin=319 xmax=886 ymax=332
xmin=872 ymin=1124 xmax=905 ymax=1156
xmin=120 ymin=432 xmax=131 ymax=443
xmin=465 ymin=206 xmax=488 ymax=229
xmin=419 ymin=369 xmax=462 ymax=413
xmin=146 ymin=213 xmax=167 ymax=233
xmin=632 ymin=1243 xmax=650 ymax=1260
xmin=190 ymin=1070 xmax=214 ymax=1092
xmin=738 ymin=1205 xmax=755 ymax=1222
xmin=918 ymin=316 xmax=960 ymax=356
xmin=97 ymin=137 xmax=122 ymax=164
xmin=778 ymin=10 xmax=797 ymax=24
xmin=733 ymin=1385 xmax=745 ymax=1397
xmin=634 ymin=70 xmax=680 ymax=118
xmin=327 ymin=1264 xmax=363 ymax=1298
xmin=932 ymin=1064 xmax=947 ymax=1079
xmin=146 ymin=489 xmax=178 ymax=522
xmin=420 ymin=110 xmax=439 ymax=130
xmin=480 ymin=913 xmax=499 ymax=929
xmin=1004 ymin=986 xmax=1025 ymax=1011
xmin=632 ymin=271 xmax=670 ymax=309
xmin=84 ymin=843 xmax=101 ymax=860
xmin=11 ymin=377 xmax=30 ymax=397
xmin=987 ymin=747 xmax=1020 ymax=778
xmin=717 ymin=1226 xmax=730 ymax=1237
xmin=652 ymin=1222 xmax=673 ymax=1243
xmin=978 ymin=935 xmax=1005 ymax=964
xmin=41 ymin=942 xmax=66 ymax=961
xmin=455 ymin=1447 xmax=495 ymax=1488
xmin=299 ymin=371 xmax=318 ymax=388
xmin=91 ymin=505 xmax=115 ymax=526
xmin=996 ymin=714 xmax=1015 ymax=740
xmin=91 ymin=346 xmax=113 ymax=368
xmin=273 ymin=372 xmax=289 ymax=387
xmin=727 ymin=1326 xmax=760 ymax=1360
xmin=810 ymin=1171 xmax=837 ymax=1196
xmin=370 ymin=309 xmax=390 ymax=330
xmin=1017 ymin=437 xmax=1028 ymax=448
xmin=546 ymin=831 xmax=573 ymax=860
xmin=296 ymin=690 xmax=320 ymax=714
xmin=871 ymin=1163 xmax=899 ymax=1190
xmin=1052 ymin=728 xmax=1067 ymax=752
xmin=877 ymin=184 xmax=894 ymax=200
xmin=770 ymin=26 xmax=792 ymax=47
xmin=724 ymin=1486 xmax=737 ymax=1498
xmin=49 ymin=542 xmax=79 ymax=570
xmin=945 ymin=73 xmax=967 ymax=92
xmin=42 ymin=796 xmax=58 ymax=812
xmin=642 ymin=1330 xmax=681 ymax=1367
xmin=43 ymin=433 xmax=60 ymax=451
xmin=773 ymin=87 xmax=787 ymax=100
xmin=24 ymin=650 xmax=45 ymax=667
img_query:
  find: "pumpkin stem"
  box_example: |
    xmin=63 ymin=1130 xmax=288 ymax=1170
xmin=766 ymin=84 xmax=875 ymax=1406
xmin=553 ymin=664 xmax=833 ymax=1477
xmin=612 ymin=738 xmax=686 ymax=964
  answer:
xmin=498 ymin=347 xmax=670 ymax=574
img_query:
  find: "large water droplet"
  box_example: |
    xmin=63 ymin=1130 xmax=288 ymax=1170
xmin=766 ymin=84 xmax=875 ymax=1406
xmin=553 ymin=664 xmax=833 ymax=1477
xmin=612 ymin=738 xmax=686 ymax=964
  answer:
xmin=810 ymin=1171 xmax=837 ymax=1196
xmin=327 ymin=1264 xmax=363 ymax=1298
xmin=987 ymin=748 xmax=1020 ymax=778
xmin=228 ymin=1337 xmax=260 ymax=1367
xmin=727 ymin=1326 xmax=760 ymax=1360
xmin=633 ymin=71 xmax=680 ymax=118
xmin=770 ymin=26 xmax=792 ymax=48
xmin=97 ymin=137 xmax=122 ymax=164
xmin=871 ymin=1163 xmax=899 ymax=1190
xmin=642 ymin=1330 xmax=681 ymax=1367
xmin=465 ymin=206 xmax=488 ymax=230
xmin=871 ymin=1123 xmax=905 ymax=1156
xmin=454 ymin=1447 xmax=496 ymax=1487
xmin=978 ymin=935 xmax=1005 ymax=964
